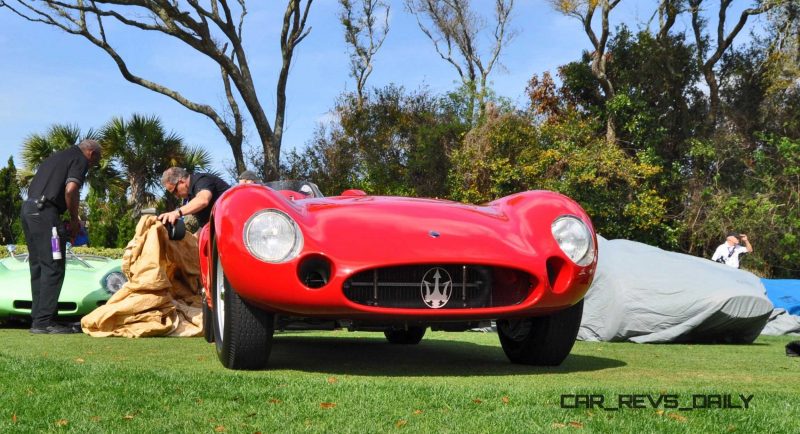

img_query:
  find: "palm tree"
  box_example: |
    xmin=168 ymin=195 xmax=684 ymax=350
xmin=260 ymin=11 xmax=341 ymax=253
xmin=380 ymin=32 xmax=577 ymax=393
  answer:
xmin=21 ymin=124 xmax=87 ymax=186
xmin=19 ymin=123 xmax=121 ymax=196
xmin=21 ymin=124 xmax=84 ymax=168
xmin=101 ymin=114 xmax=213 ymax=215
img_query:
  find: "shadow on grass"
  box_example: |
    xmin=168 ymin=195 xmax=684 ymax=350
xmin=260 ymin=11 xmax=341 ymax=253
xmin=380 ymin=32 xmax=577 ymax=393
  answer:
xmin=268 ymin=335 xmax=625 ymax=376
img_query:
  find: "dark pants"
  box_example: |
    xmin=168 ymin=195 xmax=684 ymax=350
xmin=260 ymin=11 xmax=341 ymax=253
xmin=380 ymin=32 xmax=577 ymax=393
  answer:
xmin=20 ymin=201 xmax=67 ymax=328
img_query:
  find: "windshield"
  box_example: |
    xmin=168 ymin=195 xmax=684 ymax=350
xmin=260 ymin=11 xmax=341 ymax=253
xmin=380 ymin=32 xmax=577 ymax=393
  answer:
xmin=264 ymin=180 xmax=323 ymax=198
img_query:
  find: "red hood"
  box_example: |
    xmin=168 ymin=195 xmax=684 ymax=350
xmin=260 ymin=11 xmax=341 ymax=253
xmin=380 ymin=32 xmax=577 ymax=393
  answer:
xmin=212 ymin=185 xmax=594 ymax=274
xmin=296 ymin=195 xmax=531 ymax=269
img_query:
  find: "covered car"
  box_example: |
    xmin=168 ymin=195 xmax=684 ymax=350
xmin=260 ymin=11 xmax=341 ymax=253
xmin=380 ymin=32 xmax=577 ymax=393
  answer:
xmin=199 ymin=181 xmax=598 ymax=370
xmin=578 ymin=237 xmax=773 ymax=343
xmin=0 ymin=245 xmax=125 ymax=322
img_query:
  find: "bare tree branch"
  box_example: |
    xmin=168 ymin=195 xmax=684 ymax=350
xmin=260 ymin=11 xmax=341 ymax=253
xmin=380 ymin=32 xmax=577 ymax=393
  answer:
xmin=406 ymin=0 xmax=516 ymax=124
xmin=689 ymin=0 xmax=776 ymax=129
xmin=339 ymin=0 xmax=390 ymax=107
xmin=1 ymin=1 xmax=315 ymax=177
xmin=551 ymin=0 xmax=621 ymax=144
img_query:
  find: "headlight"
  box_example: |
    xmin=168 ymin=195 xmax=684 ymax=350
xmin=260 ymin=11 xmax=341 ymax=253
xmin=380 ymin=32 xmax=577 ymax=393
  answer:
xmin=551 ymin=215 xmax=595 ymax=266
xmin=103 ymin=271 xmax=127 ymax=294
xmin=244 ymin=209 xmax=303 ymax=263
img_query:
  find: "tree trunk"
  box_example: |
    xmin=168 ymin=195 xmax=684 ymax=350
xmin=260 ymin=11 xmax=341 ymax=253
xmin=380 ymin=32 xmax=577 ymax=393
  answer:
xmin=703 ymin=67 xmax=720 ymax=129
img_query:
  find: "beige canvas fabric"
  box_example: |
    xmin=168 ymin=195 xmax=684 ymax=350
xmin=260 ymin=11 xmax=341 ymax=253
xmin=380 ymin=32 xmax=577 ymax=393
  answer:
xmin=81 ymin=216 xmax=204 ymax=337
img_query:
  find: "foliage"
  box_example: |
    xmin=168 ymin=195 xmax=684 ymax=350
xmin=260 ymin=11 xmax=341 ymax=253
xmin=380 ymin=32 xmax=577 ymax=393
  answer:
xmin=100 ymin=114 xmax=212 ymax=215
xmin=85 ymin=190 xmax=136 ymax=249
xmin=12 ymin=116 xmax=211 ymax=250
xmin=682 ymin=133 xmax=800 ymax=277
xmin=0 ymin=244 xmax=124 ymax=259
xmin=449 ymin=105 xmax=671 ymax=246
xmin=284 ymin=85 xmax=468 ymax=197
xmin=0 ymin=157 xmax=23 ymax=245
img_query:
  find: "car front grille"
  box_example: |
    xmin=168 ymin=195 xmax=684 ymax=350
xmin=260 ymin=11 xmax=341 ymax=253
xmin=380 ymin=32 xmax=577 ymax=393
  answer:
xmin=343 ymin=264 xmax=533 ymax=309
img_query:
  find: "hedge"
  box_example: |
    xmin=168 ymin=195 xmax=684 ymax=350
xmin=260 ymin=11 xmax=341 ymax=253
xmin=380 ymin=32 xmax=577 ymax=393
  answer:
xmin=0 ymin=245 xmax=125 ymax=259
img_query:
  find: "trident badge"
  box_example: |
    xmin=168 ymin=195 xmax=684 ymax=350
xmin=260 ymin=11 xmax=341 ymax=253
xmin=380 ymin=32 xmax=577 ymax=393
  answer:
xmin=420 ymin=267 xmax=453 ymax=308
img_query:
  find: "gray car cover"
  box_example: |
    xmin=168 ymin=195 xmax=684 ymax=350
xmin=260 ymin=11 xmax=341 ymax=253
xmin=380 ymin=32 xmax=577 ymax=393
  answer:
xmin=760 ymin=308 xmax=800 ymax=336
xmin=578 ymin=237 xmax=773 ymax=343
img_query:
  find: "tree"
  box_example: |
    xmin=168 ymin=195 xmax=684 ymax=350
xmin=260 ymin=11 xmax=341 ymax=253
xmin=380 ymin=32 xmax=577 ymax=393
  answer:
xmin=0 ymin=0 xmax=313 ymax=180
xmin=0 ymin=157 xmax=23 ymax=245
xmin=339 ymin=0 xmax=390 ymax=108
xmin=688 ymin=0 xmax=776 ymax=130
xmin=405 ymin=0 xmax=516 ymax=124
xmin=449 ymin=77 xmax=670 ymax=245
xmin=19 ymin=124 xmax=118 ymax=193
xmin=285 ymin=85 xmax=467 ymax=197
xmin=550 ymin=0 xmax=622 ymax=144
xmin=100 ymin=114 xmax=212 ymax=216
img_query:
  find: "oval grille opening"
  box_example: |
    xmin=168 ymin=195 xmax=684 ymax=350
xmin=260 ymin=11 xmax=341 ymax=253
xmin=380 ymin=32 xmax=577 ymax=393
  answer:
xmin=343 ymin=265 xmax=532 ymax=309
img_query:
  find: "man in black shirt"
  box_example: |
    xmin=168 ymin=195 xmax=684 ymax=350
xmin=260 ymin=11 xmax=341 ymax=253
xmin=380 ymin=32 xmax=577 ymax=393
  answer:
xmin=21 ymin=139 xmax=102 ymax=334
xmin=158 ymin=167 xmax=230 ymax=229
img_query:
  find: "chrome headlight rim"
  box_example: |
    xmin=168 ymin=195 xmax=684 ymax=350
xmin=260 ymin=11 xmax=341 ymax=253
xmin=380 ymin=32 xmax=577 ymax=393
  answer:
xmin=102 ymin=271 xmax=127 ymax=295
xmin=551 ymin=215 xmax=595 ymax=267
xmin=243 ymin=208 xmax=304 ymax=264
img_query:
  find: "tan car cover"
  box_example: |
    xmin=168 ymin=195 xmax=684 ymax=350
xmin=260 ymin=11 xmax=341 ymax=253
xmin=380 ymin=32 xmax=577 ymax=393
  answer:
xmin=81 ymin=216 xmax=204 ymax=337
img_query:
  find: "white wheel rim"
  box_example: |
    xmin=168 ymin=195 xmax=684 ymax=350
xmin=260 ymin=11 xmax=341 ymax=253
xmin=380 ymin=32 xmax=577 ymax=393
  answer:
xmin=215 ymin=254 xmax=225 ymax=339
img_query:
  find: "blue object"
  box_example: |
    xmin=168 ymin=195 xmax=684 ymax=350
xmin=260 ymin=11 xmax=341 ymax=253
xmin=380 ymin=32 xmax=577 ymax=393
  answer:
xmin=762 ymin=279 xmax=800 ymax=315
xmin=73 ymin=230 xmax=89 ymax=247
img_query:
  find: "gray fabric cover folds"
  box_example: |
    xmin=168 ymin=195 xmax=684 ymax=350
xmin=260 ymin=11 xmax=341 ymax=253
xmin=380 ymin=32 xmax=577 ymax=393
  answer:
xmin=578 ymin=237 xmax=772 ymax=343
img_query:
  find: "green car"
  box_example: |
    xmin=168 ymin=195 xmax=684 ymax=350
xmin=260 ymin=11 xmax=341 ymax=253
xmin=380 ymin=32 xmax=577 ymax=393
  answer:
xmin=0 ymin=245 xmax=126 ymax=323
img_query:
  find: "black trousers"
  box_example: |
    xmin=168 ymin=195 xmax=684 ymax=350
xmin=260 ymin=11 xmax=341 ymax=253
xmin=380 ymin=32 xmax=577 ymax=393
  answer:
xmin=20 ymin=201 xmax=68 ymax=327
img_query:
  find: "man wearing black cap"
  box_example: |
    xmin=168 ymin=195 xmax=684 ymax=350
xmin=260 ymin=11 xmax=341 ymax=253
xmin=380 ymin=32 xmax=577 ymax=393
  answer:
xmin=711 ymin=232 xmax=753 ymax=269
xmin=21 ymin=139 xmax=102 ymax=334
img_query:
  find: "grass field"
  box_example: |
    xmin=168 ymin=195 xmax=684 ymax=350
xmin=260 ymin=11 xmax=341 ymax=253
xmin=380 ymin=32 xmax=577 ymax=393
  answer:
xmin=0 ymin=328 xmax=798 ymax=433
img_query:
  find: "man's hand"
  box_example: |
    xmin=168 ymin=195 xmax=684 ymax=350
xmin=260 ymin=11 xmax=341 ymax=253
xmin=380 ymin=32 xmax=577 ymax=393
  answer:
xmin=69 ymin=218 xmax=80 ymax=242
xmin=740 ymin=234 xmax=748 ymax=242
xmin=157 ymin=210 xmax=181 ymax=226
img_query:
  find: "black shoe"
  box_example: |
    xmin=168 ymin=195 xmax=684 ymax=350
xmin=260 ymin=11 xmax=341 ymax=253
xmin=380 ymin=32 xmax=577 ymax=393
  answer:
xmin=29 ymin=324 xmax=80 ymax=334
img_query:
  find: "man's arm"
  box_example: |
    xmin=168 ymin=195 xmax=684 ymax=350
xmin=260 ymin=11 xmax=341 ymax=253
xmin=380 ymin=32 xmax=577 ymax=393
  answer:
xmin=740 ymin=234 xmax=753 ymax=253
xmin=65 ymin=181 xmax=81 ymax=241
xmin=158 ymin=190 xmax=212 ymax=225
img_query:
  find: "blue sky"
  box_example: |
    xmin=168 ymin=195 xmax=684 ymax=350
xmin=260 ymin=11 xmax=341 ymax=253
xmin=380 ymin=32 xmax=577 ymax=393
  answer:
xmin=0 ymin=1 xmax=762 ymax=179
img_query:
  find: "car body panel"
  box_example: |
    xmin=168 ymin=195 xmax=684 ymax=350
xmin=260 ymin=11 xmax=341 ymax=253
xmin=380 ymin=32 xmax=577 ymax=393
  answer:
xmin=199 ymin=185 xmax=597 ymax=322
xmin=0 ymin=253 xmax=122 ymax=321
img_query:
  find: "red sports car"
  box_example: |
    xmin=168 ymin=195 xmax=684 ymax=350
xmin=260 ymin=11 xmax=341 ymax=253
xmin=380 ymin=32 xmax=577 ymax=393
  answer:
xmin=198 ymin=180 xmax=597 ymax=370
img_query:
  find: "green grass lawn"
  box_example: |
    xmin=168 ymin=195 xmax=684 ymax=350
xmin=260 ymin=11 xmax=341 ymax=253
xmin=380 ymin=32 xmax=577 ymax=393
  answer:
xmin=0 ymin=328 xmax=798 ymax=433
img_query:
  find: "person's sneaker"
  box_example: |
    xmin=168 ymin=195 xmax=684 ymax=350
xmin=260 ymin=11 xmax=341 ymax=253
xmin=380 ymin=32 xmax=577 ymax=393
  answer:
xmin=29 ymin=324 xmax=80 ymax=334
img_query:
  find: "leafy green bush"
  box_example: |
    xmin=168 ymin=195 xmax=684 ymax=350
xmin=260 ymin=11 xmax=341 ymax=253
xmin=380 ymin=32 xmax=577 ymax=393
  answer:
xmin=0 ymin=244 xmax=124 ymax=259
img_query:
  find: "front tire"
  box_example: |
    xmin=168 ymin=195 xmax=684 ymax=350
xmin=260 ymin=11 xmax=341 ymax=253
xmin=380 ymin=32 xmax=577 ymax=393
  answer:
xmin=202 ymin=290 xmax=214 ymax=343
xmin=212 ymin=238 xmax=274 ymax=370
xmin=497 ymin=300 xmax=584 ymax=366
xmin=384 ymin=326 xmax=426 ymax=344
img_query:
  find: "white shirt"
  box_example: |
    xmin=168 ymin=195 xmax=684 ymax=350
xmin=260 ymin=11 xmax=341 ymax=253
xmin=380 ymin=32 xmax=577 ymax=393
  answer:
xmin=711 ymin=243 xmax=749 ymax=268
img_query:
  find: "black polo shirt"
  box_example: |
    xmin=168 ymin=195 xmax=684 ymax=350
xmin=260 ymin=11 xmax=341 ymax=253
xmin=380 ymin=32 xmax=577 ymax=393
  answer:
xmin=189 ymin=173 xmax=230 ymax=227
xmin=27 ymin=146 xmax=89 ymax=214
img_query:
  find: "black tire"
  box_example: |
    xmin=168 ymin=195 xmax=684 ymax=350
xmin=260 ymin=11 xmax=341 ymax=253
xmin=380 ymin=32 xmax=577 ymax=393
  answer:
xmin=202 ymin=290 xmax=214 ymax=343
xmin=211 ymin=238 xmax=274 ymax=370
xmin=384 ymin=326 xmax=426 ymax=344
xmin=497 ymin=299 xmax=584 ymax=366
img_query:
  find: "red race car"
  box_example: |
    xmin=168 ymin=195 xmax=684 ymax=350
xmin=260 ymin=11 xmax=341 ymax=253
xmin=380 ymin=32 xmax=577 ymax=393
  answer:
xmin=198 ymin=180 xmax=597 ymax=370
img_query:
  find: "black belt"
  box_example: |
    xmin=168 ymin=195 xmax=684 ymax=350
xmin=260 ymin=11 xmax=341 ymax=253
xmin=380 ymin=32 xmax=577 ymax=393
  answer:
xmin=24 ymin=198 xmax=57 ymax=211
